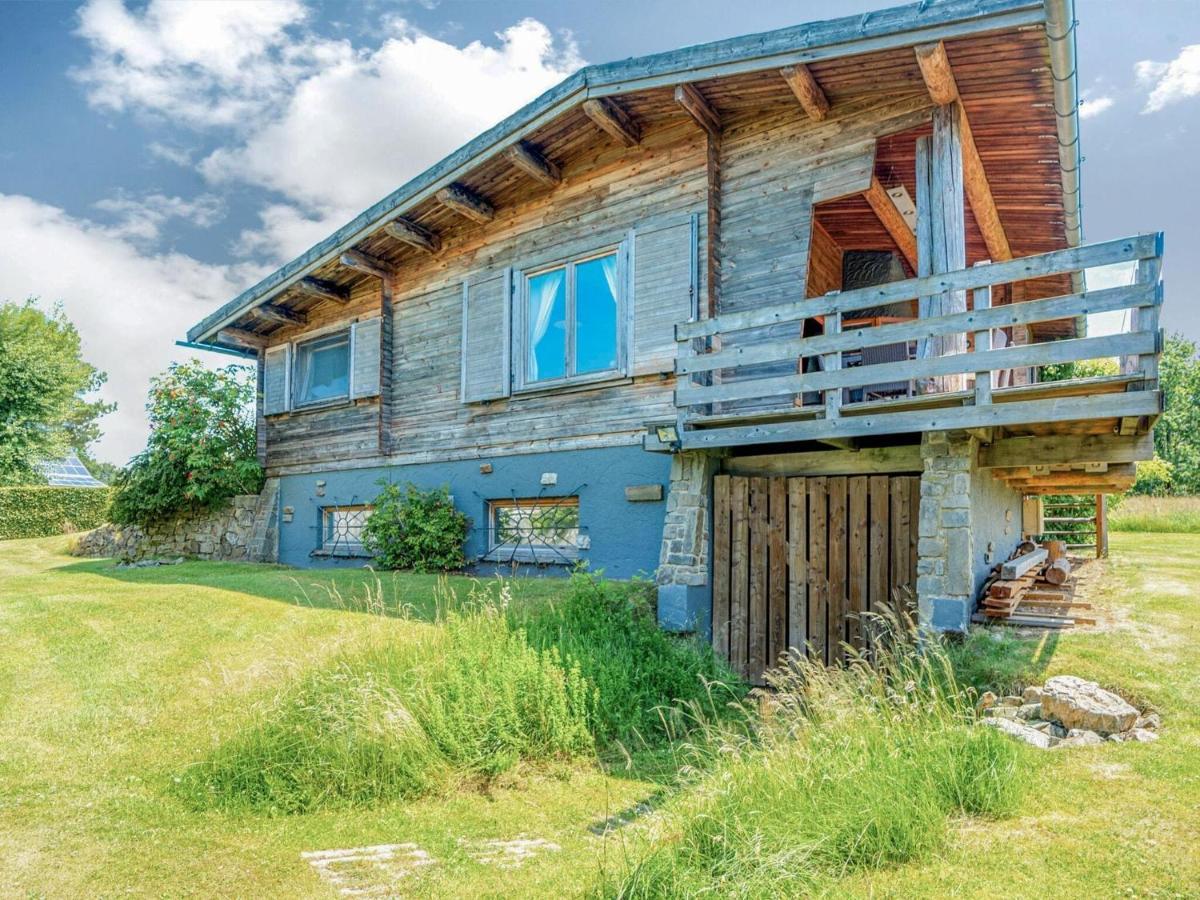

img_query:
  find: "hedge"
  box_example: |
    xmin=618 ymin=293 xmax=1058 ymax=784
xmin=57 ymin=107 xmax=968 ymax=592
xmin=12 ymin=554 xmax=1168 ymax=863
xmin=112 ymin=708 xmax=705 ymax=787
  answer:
xmin=0 ymin=486 xmax=112 ymax=540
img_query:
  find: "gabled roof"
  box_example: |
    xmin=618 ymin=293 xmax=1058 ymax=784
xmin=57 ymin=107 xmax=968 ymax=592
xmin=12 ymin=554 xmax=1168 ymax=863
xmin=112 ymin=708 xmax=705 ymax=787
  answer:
xmin=188 ymin=0 xmax=1077 ymax=347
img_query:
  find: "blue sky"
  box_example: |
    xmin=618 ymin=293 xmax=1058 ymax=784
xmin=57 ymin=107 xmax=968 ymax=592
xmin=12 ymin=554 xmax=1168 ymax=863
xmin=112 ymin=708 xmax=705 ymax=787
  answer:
xmin=1 ymin=0 xmax=1197 ymax=465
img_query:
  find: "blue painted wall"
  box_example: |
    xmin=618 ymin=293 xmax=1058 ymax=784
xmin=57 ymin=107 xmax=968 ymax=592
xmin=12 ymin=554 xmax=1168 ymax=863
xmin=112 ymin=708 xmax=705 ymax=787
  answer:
xmin=276 ymin=444 xmax=671 ymax=579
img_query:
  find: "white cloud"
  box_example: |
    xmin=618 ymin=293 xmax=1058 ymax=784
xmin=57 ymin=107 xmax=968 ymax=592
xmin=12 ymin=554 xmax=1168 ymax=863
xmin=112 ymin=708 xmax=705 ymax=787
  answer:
xmin=147 ymin=141 xmax=194 ymax=166
xmin=1136 ymin=45 xmax=1200 ymax=113
xmin=0 ymin=193 xmax=266 ymax=465
xmin=72 ymin=0 xmax=345 ymax=128
xmin=233 ymin=202 xmax=352 ymax=264
xmin=1078 ymin=95 xmax=1114 ymax=120
xmin=200 ymin=19 xmax=582 ymax=220
xmin=1085 ymin=261 xmax=1136 ymax=337
xmin=93 ymin=191 xmax=226 ymax=244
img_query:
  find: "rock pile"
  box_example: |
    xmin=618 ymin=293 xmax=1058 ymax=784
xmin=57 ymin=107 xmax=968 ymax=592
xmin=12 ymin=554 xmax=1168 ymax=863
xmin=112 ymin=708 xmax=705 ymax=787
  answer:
xmin=978 ymin=675 xmax=1159 ymax=749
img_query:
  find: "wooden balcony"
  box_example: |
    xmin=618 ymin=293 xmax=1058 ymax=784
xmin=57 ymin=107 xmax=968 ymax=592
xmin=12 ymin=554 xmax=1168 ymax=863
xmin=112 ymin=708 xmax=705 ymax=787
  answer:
xmin=674 ymin=234 xmax=1165 ymax=455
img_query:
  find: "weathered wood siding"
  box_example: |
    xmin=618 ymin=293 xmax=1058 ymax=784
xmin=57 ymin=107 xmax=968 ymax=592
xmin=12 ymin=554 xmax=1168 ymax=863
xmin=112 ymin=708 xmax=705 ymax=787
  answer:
xmin=259 ymin=94 xmax=933 ymax=474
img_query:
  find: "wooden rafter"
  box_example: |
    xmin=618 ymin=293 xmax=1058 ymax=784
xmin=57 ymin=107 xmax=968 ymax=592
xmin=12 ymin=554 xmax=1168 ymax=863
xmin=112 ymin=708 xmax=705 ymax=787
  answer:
xmin=861 ymin=175 xmax=918 ymax=270
xmin=384 ymin=217 xmax=441 ymax=254
xmin=253 ymin=303 xmax=306 ymax=327
xmin=504 ymin=141 xmax=561 ymax=186
xmin=218 ymin=327 xmax=266 ymax=351
xmin=674 ymin=83 xmax=720 ymax=136
xmin=779 ymin=65 xmax=830 ymax=121
xmin=582 ymin=97 xmax=641 ymax=147
xmin=436 ymin=184 xmax=495 ymax=224
xmin=914 ymin=40 xmax=1013 ymax=262
xmin=340 ymin=248 xmax=394 ymax=279
xmin=295 ymin=277 xmax=350 ymax=304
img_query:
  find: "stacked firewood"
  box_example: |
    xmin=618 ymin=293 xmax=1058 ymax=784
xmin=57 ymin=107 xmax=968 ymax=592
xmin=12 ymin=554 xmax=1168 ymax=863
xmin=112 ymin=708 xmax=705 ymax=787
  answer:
xmin=975 ymin=540 xmax=1094 ymax=628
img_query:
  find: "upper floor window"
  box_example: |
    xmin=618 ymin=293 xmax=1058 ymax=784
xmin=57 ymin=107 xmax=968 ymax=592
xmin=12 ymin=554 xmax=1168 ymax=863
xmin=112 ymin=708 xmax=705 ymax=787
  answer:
xmin=522 ymin=249 xmax=621 ymax=388
xmin=294 ymin=330 xmax=350 ymax=407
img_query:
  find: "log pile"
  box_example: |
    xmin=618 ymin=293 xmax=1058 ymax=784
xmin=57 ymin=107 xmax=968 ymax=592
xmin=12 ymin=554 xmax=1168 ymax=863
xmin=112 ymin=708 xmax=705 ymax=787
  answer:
xmin=974 ymin=540 xmax=1093 ymax=628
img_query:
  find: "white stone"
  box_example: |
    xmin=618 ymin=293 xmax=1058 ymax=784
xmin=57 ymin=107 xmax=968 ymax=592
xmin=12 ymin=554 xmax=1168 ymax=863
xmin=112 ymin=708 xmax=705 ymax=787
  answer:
xmin=984 ymin=716 xmax=1059 ymax=749
xmin=1040 ymin=676 xmax=1139 ymax=736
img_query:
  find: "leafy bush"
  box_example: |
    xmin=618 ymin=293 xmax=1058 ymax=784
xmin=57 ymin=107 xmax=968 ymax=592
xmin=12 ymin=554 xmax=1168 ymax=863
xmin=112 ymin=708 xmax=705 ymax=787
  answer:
xmin=1130 ymin=456 xmax=1175 ymax=496
xmin=110 ymin=362 xmax=262 ymax=527
xmin=604 ymin=610 xmax=1024 ymax=897
xmin=361 ymin=481 xmax=469 ymax=572
xmin=518 ymin=572 xmax=743 ymax=744
xmin=0 ymin=486 xmax=112 ymax=539
xmin=179 ymin=581 xmax=591 ymax=813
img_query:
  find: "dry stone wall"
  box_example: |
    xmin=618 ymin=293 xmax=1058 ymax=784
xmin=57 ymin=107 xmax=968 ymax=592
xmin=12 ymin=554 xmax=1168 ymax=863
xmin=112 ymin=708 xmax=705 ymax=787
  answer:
xmin=72 ymin=479 xmax=279 ymax=564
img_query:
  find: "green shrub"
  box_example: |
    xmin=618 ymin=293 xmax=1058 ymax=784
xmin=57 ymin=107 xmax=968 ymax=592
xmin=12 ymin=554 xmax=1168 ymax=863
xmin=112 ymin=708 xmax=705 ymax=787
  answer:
xmin=1129 ymin=457 xmax=1175 ymax=496
xmin=179 ymin=581 xmax=592 ymax=813
xmin=110 ymin=362 xmax=262 ymax=527
xmin=518 ymin=572 xmax=743 ymax=744
xmin=603 ymin=610 xmax=1025 ymax=897
xmin=361 ymin=481 xmax=469 ymax=572
xmin=0 ymin=486 xmax=111 ymax=539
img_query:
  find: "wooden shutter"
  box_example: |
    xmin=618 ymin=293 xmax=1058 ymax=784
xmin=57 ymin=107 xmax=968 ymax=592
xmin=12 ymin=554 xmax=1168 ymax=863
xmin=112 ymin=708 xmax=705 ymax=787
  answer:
xmin=263 ymin=344 xmax=291 ymax=416
xmin=461 ymin=267 xmax=512 ymax=403
xmin=349 ymin=316 xmax=382 ymax=399
xmin=631 ymin=213 xmax=698 ymax=376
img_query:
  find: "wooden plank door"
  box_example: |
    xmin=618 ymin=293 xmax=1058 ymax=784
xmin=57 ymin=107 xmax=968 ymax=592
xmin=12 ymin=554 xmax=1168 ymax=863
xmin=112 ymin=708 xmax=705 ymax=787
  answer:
xmin=711 ymin=472 xmax=919 ymax=683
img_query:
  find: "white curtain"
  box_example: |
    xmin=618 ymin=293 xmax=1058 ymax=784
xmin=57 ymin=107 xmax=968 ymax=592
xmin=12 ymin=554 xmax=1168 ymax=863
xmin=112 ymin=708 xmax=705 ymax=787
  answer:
xmin=600 ymin=253 xmax=618 ymax=304
xmin=528 ymin=268 xmax=564 ymax=380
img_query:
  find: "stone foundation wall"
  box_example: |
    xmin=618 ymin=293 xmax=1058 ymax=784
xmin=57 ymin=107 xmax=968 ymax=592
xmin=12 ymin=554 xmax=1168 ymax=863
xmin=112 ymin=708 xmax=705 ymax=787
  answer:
xmin=656 ymin=451 xmax=718 ymax=634
xmin=72 ymin=479 xmax=280 ymax=564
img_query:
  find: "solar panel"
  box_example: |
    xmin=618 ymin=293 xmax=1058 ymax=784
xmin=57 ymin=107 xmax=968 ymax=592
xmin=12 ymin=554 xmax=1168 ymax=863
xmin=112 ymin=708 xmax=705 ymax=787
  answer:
xmin=39 ymin=453 xmax=107 ymax=488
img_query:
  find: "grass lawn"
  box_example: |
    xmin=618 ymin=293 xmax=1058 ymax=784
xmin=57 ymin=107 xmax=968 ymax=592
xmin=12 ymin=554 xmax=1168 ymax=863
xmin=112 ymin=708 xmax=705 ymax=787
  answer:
xmin=1 ymin=533 xmax=1199 ymax=896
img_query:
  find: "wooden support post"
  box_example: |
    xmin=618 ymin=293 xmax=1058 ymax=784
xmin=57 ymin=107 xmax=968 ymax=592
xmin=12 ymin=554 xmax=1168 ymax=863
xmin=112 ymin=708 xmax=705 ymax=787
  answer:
xmin=1096 ymin=493 xmax=1108 ymax=558
xmin=823 ymin=309 xmax=842 ymax=421
xmin=1134 ymin=236 xmax=1163 ymax=388
xmin=255 ymin=348 xmax=266 ymax=467
xmin=973 ymin=271 xmax=992 ymax=408
xmin=917 ymin=105 xmax=967 ymax=394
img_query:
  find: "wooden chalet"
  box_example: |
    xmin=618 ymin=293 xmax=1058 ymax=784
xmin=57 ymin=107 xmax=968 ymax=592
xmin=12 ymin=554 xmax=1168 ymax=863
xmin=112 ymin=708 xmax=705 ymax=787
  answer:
xmin=186 ymin=0 xmax=1164 ymax=679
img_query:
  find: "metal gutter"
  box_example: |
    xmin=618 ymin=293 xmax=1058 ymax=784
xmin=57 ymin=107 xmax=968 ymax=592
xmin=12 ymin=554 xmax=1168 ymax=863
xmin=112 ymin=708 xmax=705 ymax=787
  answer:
xmin=189 ymin=0 xmax=1047 ymax=347
xmin=174 ymin=339 xmax=257 ymax=360
xmin=1043 ymin=0 xmax=1086 ymax=332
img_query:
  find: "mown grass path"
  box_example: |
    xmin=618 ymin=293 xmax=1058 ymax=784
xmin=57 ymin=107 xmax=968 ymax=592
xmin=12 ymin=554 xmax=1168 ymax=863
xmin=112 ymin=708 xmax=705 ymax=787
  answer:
xmin=1 ymin=534 xmax=1198 ymax=897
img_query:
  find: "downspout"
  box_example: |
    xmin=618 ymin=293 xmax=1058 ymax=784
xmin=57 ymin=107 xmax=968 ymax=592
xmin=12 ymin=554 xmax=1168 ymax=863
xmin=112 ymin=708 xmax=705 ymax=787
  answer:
xmin=1043 ymin=0 xmax=1086 ymax=335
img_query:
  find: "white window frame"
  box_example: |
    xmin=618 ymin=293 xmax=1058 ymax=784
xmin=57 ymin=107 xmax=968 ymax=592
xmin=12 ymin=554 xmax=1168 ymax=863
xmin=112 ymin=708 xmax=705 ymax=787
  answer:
xmin=292 ymin=326 xmax=352 ymax=409
xmin=484 ymin=497 xmax=582 ymax=564
xmin=513 ymin=244 xmax=628 ymax=393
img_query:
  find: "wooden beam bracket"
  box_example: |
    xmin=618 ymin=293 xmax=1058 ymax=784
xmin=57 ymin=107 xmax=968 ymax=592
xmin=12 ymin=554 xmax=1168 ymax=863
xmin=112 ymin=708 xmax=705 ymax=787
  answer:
xmin=384 ymin=217 xmax=441 ymax=254
xmin=295 ymin=277 xmax=350 ymax=305
xmin=674 ymin=83 xmax=721 ymax=136
xmin=340 ymin=248 xmax=394 ymax=280
xmin=582 ymin=97 xmax=641 ymax=147
xmin=504 ymin=140 xmax=561 ymax=186
xmin=436 ymin=184 xmax=495 ymax=224
xmin=780 ymin=64 xmax=830 ymax=120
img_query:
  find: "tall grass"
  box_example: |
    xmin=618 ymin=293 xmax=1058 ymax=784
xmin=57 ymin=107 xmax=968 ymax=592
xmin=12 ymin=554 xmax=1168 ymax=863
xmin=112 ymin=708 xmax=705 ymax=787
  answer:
xmin=178 ymin=581 xmax=593 ymax=813
xmin=1109 ymin=495 xmax=1200 ymax=533
xmin=603 ymin=608 xmax=1026 ymax=897
xmin=518 ymin=572 xmax=744 ymax=745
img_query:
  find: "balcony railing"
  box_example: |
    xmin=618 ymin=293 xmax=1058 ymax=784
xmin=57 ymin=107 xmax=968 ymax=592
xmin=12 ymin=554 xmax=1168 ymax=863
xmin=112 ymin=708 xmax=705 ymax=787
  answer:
xmin=673 ymin=233 xmax=1164 ymax=450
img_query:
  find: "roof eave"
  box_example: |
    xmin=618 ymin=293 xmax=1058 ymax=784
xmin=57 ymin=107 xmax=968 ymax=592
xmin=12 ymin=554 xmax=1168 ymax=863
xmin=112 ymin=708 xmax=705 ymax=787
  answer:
xmin=188 ymin=0 xmax=1046 ymax=345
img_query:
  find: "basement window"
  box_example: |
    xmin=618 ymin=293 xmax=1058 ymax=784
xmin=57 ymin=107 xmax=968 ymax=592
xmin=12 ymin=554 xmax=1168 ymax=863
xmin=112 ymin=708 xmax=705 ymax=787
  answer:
xmin=486 ymin=497 xmax=581 ymax=563
xmin=294 ymin=330 xmax=350 ymax=407
xmin=317 ymin=504 xmax=372 ymax=557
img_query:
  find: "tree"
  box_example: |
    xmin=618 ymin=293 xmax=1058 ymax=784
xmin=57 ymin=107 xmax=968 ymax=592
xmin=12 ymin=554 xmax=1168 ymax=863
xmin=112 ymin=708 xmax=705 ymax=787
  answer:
xmin=0 ymin=300 xmax=113 ymax=484
xmin=1154 ymin=334 xmax=1200 ymax=494
xmin=109 ymin=361 xmax=263 ymax=526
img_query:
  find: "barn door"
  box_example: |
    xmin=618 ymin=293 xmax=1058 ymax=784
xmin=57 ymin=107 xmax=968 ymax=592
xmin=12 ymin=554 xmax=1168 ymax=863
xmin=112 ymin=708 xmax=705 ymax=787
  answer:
xmin=711 ymin=473 xmax=919 ymax=683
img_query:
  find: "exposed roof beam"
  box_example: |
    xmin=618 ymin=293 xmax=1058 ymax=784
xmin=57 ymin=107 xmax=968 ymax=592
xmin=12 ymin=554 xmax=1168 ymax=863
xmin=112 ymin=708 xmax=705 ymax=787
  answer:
xmin=673 ymin=83 xmax=720 ymax=136
xmin=862 ymin=175 xmax=918 ymax=270
xmin=436 ymin=184 xmax=495 ymax=224
xmin=383 ymin=217 xmax=441 ymax=254
xmin=218 ymin=327 xmax=266 ymax=351
xmin=582 ymin=97 xmax=641 ymax=147
xmin=779 ymin=64 xmax=830 ymax=120
xmin=504 ymin=140 xmax=561 ymax=186
xmin=295 ymin=277 xmax=350 ymax=304
xmin=340 ymin=248 xmax=394 ymax=279
xmin=253 ymin=304 xmax=306 ymax=327
xmin=914 ymin=40 xmax=1013 ymax=262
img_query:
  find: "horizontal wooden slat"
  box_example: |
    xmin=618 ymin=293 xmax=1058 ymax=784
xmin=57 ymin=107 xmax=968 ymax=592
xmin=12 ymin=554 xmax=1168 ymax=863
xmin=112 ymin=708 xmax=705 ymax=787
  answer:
xmin=676 ymin=233 xmax=1161 ymax=340
xmin=676 ymin=329 xmax=1157 ymax=407
xmin=679 ymin=391 xmax=1162 ymax=450
xmin=676 ymin=281 xmax=1158 ymax=375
